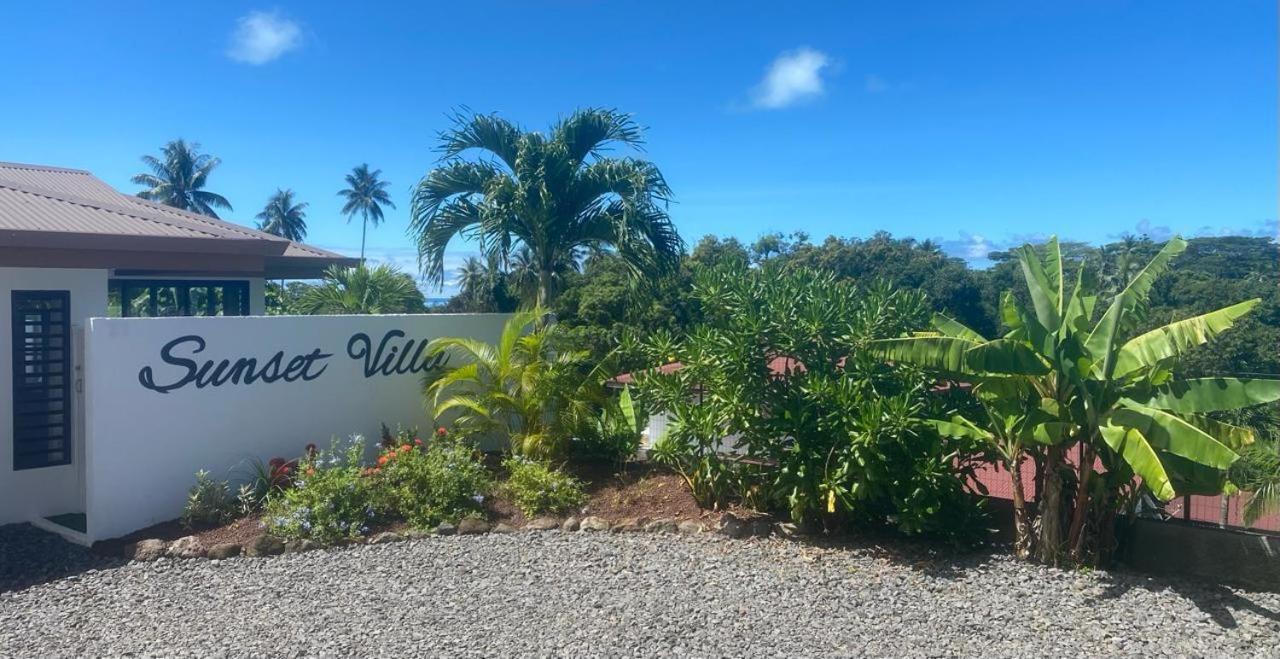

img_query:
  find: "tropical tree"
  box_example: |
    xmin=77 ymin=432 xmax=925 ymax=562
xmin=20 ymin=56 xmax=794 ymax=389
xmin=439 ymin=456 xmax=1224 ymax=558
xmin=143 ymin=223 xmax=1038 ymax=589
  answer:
xmin=298 ymin=264 xmax=426 ymax=315
xmin=337 ymin=164 xmax=396 ymax=261
xmin=409 ymin=108 xmax=684 ymax=307
xmin=424 ymin=310 xmax=609 ymax=460
xmin=131 ymin=139 xmax=233 ymax=218
xmin=456 ymin=256 xmax=492 ymax=308
xmin=255 ymin=189 xmax=309 ymax=242
xmin=871 ymin=236 xmax=1280 ymax=565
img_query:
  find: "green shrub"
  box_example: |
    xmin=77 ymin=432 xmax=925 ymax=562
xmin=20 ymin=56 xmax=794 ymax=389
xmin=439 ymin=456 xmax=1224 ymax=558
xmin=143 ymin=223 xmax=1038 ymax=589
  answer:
xmin=501 ymin=456 xmax=588 ymax=518
xmin=633 ymin=262 xmax=987 ymax=544
xmin=264 ymin=439 xmax=377 ymax=542
xmin=181 ymin=470 xmax=236 ymax=529
xmin=372 ymin=431 xmax=492 ymax=529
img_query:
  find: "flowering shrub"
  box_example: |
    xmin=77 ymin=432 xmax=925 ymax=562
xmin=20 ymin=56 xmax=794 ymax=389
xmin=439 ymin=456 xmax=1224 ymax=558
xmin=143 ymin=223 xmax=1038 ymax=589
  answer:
xmin=181 ymin=470 xmax=236 ymax=529
xmin=263 ymin=438 xmax=378 ymax=542
xmin=501 ymin=456 xmax=587 ymax=519
xmin=371 ymin=429 xmax=492 ymax=528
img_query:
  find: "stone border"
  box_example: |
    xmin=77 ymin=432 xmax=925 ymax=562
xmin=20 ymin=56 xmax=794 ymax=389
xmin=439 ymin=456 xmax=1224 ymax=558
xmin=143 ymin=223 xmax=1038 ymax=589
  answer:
xmin=120 ymin=512 xmax=786 ymax=564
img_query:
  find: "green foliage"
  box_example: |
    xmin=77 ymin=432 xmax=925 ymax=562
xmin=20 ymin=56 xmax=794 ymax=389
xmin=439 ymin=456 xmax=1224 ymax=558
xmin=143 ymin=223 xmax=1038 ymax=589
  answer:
xmin=634 ymin=261 xmax=985 ymax=542
xmin=371 ymin=432 xmax=492 ymax=529
xmin=264 ymin=439 xmax=378 ymax=542
xmin=409 ymin=108 xmax=684 ymax=307
xmin=131 ymin=139 xmax=233 ymax=218
xmin=297 ymin=264 xmax=426 ymax=315
xmin=425 ymin=310 xmax=612 ymax=460
xmin=337 ymin=163 xmax=396 ymax=261
xmin=181 ymin=470 xmax=236 ymax=529
xmin=255 ymin=188 xmax=308 ymax=242
xmin=501 ymin=456 xmax=588 ymax=518
xmin=870 ymin=236 xmax=1280 ymax=565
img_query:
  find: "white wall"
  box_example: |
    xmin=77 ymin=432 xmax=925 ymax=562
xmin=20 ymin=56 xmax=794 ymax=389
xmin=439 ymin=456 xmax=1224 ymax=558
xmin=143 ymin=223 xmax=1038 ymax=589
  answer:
xmin=82 ymin=313 xmax=508 ymax=541
xmin=0 ymin=267 xmax=107 ymax=526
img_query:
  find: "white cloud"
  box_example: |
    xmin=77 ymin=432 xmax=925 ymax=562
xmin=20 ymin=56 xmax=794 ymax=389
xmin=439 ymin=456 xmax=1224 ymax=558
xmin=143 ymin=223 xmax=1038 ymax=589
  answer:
xmin=751 ymin=47 xmax=831 ymax=109
xmin=227 ymin=10 xmax=302 ymax=65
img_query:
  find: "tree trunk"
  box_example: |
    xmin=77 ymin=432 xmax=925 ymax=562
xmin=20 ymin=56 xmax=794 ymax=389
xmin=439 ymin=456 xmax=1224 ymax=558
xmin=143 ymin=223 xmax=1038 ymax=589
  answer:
xmin=1008 ymin=452 xmax=1032 ymax=560
xmin=537 ymin=269 xmax=552 ymax=309
xmin=1066 ymin=441 xmax=1095 ymax=563
xmin=360 ymin=213 xmax=368 ymax=262
xmin=1036 ymin=445 xmax=1066 ymax=566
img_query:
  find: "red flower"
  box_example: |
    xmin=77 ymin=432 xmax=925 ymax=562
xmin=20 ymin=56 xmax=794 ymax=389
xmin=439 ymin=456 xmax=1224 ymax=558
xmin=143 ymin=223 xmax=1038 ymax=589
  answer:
xmin=436 ymin=427 xmax=448 ymax=437
xmin=378 ymin=455 xmax=389 ymax=466
xmin=305 ymin=467 xmax=316 ymax=476
xmin=399 ymin=444 xmax=412 ymax=454
xmin=414 ymin=439 xmax=423 ymax=446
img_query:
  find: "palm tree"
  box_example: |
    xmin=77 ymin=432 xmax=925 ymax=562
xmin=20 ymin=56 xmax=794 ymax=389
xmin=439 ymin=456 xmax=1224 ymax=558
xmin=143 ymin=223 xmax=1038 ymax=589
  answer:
xmin=409 ymin=108 xmax=684 ymax=307
xmin=297 ymin=264 xmax=425 ymax=315
xmin=131 ymin=139 xmax=233 ymax=218
xmin=456 ymin=256 xmax=491 ymax=308
xmin=337 ymin=164 xmax=396 ymax=261
xmin=255 ymin=189 xmax=309 ymax=242
xmin=423 ymin=310 xmax=608 ymax=459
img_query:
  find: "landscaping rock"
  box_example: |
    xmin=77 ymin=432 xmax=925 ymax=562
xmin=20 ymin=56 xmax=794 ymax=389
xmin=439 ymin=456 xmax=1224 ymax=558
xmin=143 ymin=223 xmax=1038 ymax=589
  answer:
xmin=369 ymin=532 xmax=405 ymax=545
xmin=677 ymin=520 xmax=705 ymax=534
xmin=207 ymin=543 xmax=242 ymax=560
xmin=645 ymin=519 xmax=680 ymax=534
xmin=126 ymin=539 xmax=168 ymax=562
xmin=434 ymin=522 xmax=457 ymax=536
xmin=526 ymin=517 xmax=560 ymax=531
xmin=560 ymin=516 xmax=581 ymax=532
xmin=611 ymin=517 xmax=649 ymax=533
xmin=578 ymin=516 xmax=609 ymax=532
xmin=245 ymin=535 xmax=285 ymax=557
xmin=405 ymin=528 xmax=431 ymax=540
xmin=718 ymin=513 xmax=751 ymax=539
xmin=492 ymin=523 xmax=518 ymax=534
xmin=774 ymin=521 xmax=812 ymax=539
xmin=166 ymin=535 xmax=206 ymax=560
xmin=457 ymin=519 xmax=491 ymax=535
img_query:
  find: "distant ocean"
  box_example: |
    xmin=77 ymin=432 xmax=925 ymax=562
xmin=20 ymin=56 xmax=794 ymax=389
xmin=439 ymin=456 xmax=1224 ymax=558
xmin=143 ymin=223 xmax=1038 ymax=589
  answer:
xmin=425 ymin=297 xmax=451 ymax=306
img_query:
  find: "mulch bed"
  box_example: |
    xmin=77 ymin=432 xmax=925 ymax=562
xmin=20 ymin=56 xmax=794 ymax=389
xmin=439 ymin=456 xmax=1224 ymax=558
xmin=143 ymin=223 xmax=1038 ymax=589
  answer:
xmin=94 ymin=461 xmax=719 ymax=555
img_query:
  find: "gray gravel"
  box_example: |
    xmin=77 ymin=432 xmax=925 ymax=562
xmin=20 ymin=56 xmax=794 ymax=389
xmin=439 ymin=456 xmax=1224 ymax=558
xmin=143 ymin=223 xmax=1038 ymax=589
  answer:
xmin=3 ymin=530 xmax=1280 ymax=657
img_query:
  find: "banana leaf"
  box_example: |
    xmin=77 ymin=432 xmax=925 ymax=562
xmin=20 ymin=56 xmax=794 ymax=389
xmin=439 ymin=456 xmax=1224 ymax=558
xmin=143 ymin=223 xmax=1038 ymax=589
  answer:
xmin=1138 ymin=377 xmax=1280 ymax=413
xmin=1110 ymin=402 xmax=1238 ymax=470
xmin=1085 ymin=236 xmax=1188 ymax=377
xmin=1101 ymin=423 xmax=1175 ymax=501
xmin=1112 ymin=299 xmax=1260 ymax=377
xmin=964 ymin=338 xmax=1051 ymax=375
xmin=867 ymin=336 xmax=979 ymax=373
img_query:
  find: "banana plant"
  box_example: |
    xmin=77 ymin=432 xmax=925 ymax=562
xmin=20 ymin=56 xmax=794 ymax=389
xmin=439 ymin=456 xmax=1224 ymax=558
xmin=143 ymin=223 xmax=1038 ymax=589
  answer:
xmin=871 ymin=236 xmax=1280 ymax=565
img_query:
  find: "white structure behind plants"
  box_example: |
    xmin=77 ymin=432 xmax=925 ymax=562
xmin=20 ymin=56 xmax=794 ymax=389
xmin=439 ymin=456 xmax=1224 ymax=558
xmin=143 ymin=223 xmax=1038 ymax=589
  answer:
xmin=82 ymin=313 xmax=507 ymax=541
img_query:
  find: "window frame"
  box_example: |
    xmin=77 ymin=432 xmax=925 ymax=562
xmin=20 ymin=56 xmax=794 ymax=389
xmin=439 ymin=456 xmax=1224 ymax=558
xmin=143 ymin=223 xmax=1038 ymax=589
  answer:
xmin=108 ymin=279 xmax=250 ymax=317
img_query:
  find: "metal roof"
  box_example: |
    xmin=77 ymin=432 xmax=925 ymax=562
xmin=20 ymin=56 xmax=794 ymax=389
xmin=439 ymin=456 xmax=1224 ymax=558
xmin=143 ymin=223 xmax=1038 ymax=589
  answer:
xmin=0 ymin=161 xmax=357 ymax=275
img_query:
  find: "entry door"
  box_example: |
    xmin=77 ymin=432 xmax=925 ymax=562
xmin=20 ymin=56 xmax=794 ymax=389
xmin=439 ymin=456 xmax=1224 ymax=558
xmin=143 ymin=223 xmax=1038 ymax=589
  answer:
xmin=11 ymin=291 xmax=72 ymax=470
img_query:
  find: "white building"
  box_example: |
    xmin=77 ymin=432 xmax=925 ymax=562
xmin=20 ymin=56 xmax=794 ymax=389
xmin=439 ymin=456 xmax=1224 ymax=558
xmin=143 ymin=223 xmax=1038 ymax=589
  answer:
xmin=0 ymin=161 xmax=355 ymax=536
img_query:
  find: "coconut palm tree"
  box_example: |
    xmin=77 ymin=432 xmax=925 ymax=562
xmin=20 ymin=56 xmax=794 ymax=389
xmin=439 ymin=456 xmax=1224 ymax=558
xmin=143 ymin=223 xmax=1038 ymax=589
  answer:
xmin=337 ymin=164 xmax=396 ymax=261
xmin=409 ymin=108 xmax=683 ymax=307
xmin=456 ymin=256 xmax=492 ymax=307
xmin=255 ymin=189 xmax=309 ymax=242
xmin=131 ymin=139 xmax=233 ymax=218
xmin=298 ymin=264 xmax=425 ymax=315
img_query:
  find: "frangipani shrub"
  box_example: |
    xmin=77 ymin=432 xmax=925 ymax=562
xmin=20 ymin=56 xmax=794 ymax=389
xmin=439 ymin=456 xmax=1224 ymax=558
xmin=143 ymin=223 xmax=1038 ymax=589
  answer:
xmin=634 ymin=263 xmax=987 ymax=543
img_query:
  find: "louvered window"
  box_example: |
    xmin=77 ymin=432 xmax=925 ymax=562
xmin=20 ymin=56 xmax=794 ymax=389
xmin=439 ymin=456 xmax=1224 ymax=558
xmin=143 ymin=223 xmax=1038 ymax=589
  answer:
xmin=11 ymin=291 xmax=71 ymax=470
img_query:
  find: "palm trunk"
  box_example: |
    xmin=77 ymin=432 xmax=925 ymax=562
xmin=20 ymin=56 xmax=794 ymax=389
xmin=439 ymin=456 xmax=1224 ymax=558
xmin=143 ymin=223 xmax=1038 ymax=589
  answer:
xmin=1036 ymin=445 xmax=1066 ymax=566
xmin=360 ymin=213 xmax=368 ymax=262
xmin=1009 ymin=452 xmax=1032 ymax=560
xmin=537 ymin=269 xmax=552 ymax=309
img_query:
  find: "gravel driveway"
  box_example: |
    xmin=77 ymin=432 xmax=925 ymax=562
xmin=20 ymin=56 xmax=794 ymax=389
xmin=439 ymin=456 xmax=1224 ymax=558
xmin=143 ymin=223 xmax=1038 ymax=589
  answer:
xmin=2 ymin=527 xmax=1279 ymax=657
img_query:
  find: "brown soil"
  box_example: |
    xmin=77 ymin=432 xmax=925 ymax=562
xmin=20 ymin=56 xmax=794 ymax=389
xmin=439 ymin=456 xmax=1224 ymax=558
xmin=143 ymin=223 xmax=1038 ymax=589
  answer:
xmin=487 ymin=461 xmax=721 ymax=527
xmin=97 ymin=462 xmax=719 ymax=555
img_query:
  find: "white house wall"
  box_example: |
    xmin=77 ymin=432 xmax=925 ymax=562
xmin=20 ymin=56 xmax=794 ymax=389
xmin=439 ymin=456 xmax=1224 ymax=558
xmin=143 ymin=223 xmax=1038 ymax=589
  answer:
xmin=82 ymin=313 xmax=508 ymax=541
xmin=0 ymin=267 xmax=107 ymax=526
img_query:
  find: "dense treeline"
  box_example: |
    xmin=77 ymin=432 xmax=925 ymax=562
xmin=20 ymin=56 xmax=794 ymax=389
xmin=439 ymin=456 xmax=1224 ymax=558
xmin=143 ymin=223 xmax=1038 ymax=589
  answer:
xmin=439 ymin=232 xmax=1278 ymax=379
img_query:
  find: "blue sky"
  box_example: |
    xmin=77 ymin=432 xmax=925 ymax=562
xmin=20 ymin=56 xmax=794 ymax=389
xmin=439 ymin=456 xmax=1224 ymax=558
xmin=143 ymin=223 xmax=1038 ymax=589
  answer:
xmin=1 ymin=1 xmax=1274 ymax=294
